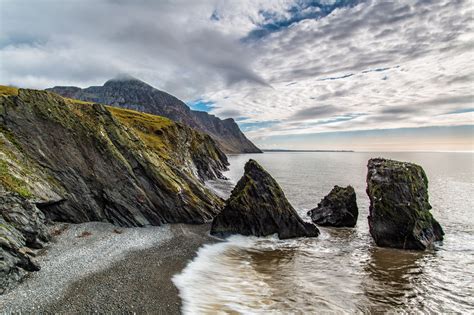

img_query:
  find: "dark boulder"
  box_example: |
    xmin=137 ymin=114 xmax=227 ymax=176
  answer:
xmin=211 ymin=159 xmax=319 ymax=239
xmin=366 ymin=158 xmax=444 ymax=250
xmin=307 ymin=185 xmax=358 ymax=227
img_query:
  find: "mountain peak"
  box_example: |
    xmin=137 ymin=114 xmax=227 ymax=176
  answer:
xmin=48 ymin=77 xmax=262 ymax=153
xmin=104 ymin=74 xmax=153 ymax=89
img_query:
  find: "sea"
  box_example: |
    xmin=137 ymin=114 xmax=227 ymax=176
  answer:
xmin=173 ymin=152 xmax=474 ymax=314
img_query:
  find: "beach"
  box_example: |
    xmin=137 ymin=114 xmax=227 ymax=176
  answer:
xmin=1 ymin=222 xmax=216 ymax=314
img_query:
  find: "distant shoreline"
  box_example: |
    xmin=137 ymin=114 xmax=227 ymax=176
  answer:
xmin=260 ymin=150 xmax=473 ymax=153
xmin=262 ymin=149 xmax=354 ymax=152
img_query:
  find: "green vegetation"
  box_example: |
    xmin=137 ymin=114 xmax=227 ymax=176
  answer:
xmin=0 ymin=160 xmax=31 ymax=198
xmin=0 ymin=87 xmax=224 ymax=222
xmin=107 ymin=106 xmax=174 ymax=158
xmin=65 ymin=97 xmax=93 ymax=106
xmin=0 ymin=85 xmax=19 ymax=96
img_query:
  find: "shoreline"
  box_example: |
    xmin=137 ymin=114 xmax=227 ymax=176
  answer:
xmin=1 ymin=222 xmax=217 ymax=313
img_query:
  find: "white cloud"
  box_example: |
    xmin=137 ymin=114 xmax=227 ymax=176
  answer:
xmin=0 ymin=0 xmax=473 ymax=147
xmin=204 ymin=0 xmax=474 ymax=140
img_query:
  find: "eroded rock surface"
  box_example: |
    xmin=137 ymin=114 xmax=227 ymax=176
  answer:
xmin=211 ymin=159 xmax=319 ymax=239
xmin=308 ymin=185 xmax=358 ymax=227
xmin=48 ymin=77 xmax=261 ymax=154
xmin=366 ymin=158 xmax=444 ymax=250
xmin=0 ymin=87 xmax=228 ymax=227
xmin=0 ymin=85 xmax=231 ymax=292
xmin=0 ymin=192 xmax=50 ymax=294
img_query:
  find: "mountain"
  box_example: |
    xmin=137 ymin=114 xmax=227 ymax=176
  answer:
xmin=47 ymin=78 xmax=262 ymax=154
xmin=0 ymin=86 xmax=229 ymax=291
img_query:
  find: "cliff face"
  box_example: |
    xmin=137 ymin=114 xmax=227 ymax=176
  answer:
xmin=48 ymin=78 xmax=262 ymax=154
xmin=1 ymin=86 xmax=230 ymax=292
xmin=0 ymin=86 xmax=229 ymax=226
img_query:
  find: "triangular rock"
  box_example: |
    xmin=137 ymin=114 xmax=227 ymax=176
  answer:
xmin=211 ymin=159 xmax=319 ymax=239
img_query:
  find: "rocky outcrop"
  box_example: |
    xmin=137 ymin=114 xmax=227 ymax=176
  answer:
xmin=307 ymin=185 xmax=358 ymax=227
xmin=366 ymin=158 xmax=444 ymax=250
xmin=0 ymin=86 xmax=228 ymax=227
xmin=48 ymin=77 xmax=262 ymax=154
xmin=0 ymin=85 xmax=231 ymax=292
xmin=0 ymin=192 xmax=50 ymax=294
xmin=211 ymin=159 xmax=319 ymax=239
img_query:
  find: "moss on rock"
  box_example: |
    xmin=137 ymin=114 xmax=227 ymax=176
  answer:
xmin=0 ymin=85 xmax=231 ymax=292
xmin=211 ymin=159 xmax=319 ymax=239
xmin=308 ymin=185 xmax=358 ymax=227
xmin=0 ymin=87 xmax=228 ymax=227
xmin=366 ymin=158 xmax=444 ymax=250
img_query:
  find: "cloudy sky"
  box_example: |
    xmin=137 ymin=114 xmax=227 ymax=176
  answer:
xmin=1 ymin=0 xmax=473 ymax=151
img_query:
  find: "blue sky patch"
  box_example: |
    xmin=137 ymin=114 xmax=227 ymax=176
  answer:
xmin=244 ymin=0 xmax=360 ymax=41
xmin=313 ymin=114 xmax=363 ymax=125
xmin=318 ymin=73 xmax=354 ymax=81
xmin=210 ymin=10 xmax=220 ymax=21
xmin=187 ymin=99 xmax=215 ymax=112
xmin=445 ymin=108 xmax=474 ymax=115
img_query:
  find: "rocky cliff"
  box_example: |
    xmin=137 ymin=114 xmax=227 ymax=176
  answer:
xmin=0 ymin=86 xmax=229 ymax=291
xmin=48 ymin=78 xmax=261 ymax=154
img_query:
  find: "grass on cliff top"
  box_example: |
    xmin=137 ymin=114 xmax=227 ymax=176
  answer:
xmin=65 ymin=97 xmax=94 ymax=106
xmin=107 ymin=106 xmax=174 ymax=156
xmin=0 ymin=85 xmax=19 ymax=96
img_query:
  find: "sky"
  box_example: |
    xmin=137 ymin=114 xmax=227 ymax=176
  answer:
xmin=0 ymin=0 xmax=473 ymax=151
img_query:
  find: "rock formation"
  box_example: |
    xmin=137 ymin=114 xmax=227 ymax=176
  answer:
xmin=48 ymin=77 xmax=262 ymax=154
xmin=1 ymin=86 xmax=228 ymax=226
xmin=366 ymin=158 xmax=444 ymax=250
xmin=0 ymin=193 xmax=50 ymax=294
xmin=211 ymin=159 xmax=319 ymax=239
xmin=0 ymin=85 xmax=232 ymax=291
xmin=307 ymin=185 xmax=358 ymax=227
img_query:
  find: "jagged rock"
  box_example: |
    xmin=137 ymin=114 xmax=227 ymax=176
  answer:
xmin=366 ymin=158 xmax=444 ymax=250
xmin=0 ymin=192 xmax=49 ymax=294
xmin=307 ymin=185 xmax=358 ymax=227
xmin=0 ymin=87 xmax=228 ymax=227
xmin=48 ymin=77 xmax=262 ymax=154
xmin=211 ymin=159 xmax=319 ymax=239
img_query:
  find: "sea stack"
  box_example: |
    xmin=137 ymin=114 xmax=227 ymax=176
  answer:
xmin=366 ymin=158 xmax=444 ymax=250
xmin=307 ymin=185 xmax=358 ymax=227
xmin=211 ymin=159 xmax=319 ymax=239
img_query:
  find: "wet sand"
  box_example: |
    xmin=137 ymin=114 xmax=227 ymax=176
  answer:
xmin=1 ymin=222 xmax=217 ymax=314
